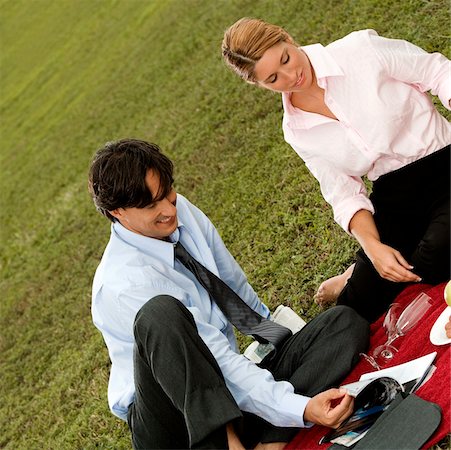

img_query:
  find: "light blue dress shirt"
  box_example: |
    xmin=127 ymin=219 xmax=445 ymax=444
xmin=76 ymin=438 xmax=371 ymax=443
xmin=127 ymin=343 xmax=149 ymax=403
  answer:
xmin=92 ymin=194 xmax=309 ymax=427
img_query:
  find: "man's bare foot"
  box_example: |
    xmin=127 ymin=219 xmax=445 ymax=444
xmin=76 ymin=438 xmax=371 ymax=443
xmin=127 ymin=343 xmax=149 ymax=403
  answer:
xmin=254 ymin=442 xmax=287 ymax=450
xmin=314 ymin=263 xmax=355 ymax=306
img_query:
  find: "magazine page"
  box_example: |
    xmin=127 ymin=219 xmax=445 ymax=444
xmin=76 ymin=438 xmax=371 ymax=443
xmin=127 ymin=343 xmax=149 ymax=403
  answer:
xmin=244 ymin=306 xmax=306 ymax=363
xmin=359 ymin=351 xmax=437 ymax=388
xmin=272 ymin=305 xmax=306 ymax=333
xmin=320 ymin=352 xmax=437 ymax=447
xmin=341 ymin=351 xmax=436 ymax=396
xmin=320 ymin=377 xmax=403 ymax=445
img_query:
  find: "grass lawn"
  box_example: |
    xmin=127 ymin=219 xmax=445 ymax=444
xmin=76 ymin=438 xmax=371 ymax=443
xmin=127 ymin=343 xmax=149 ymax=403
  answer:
xmin=1 ymin=0 xmax=449 ymax=448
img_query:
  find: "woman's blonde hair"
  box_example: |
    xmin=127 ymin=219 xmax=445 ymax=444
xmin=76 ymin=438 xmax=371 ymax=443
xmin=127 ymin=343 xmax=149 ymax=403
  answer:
xmin=222 ymin=17 xmax=295 ymax=83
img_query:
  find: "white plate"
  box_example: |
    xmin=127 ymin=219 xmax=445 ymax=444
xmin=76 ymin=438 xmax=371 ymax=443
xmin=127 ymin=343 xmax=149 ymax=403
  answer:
xmin=429 ymin=305 xmax=451 ymax=346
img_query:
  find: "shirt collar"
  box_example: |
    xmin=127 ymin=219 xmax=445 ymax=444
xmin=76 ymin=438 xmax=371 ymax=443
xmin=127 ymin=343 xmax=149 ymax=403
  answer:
xmin=282 ymin=43 xmax=344 ymax=129
xmin=302 ymin=43 xmax=344 ymax=84
xmin=112 ymin=219 xmax=186 ymax=268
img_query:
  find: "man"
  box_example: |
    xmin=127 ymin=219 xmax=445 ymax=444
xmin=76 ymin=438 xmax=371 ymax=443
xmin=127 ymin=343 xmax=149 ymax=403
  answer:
xmin=89 ymin=138 xmax=369 ymax=449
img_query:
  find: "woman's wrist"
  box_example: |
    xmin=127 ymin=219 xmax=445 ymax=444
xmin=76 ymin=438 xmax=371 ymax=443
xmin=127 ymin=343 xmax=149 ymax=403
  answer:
xmin=359 ymin=236 xmax=382 ymax=259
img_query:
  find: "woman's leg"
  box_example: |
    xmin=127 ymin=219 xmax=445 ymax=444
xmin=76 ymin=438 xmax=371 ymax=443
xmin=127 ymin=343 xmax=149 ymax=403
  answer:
xmin=129 ymin=295 xmax=242 ymax=449
xmin=338 ymin=146 xmax=450 ymax=321
xmin=337 ymin=251 xmax=406 ymax=322
xmin=410 ymin=198 xmax=450 ymax=284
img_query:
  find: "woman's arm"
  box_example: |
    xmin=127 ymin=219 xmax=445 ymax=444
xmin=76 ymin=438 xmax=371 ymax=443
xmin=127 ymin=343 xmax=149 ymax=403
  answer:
xmin=367 ymin=31 xmax=451 ymax=110
xmin=349 ymin=209 xmax=421 ymax=283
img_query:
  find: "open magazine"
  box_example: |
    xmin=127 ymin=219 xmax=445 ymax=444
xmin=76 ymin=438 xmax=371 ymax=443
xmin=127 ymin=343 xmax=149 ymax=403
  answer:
xmin=320 ymin=352 xmax=437 ymax=447
xmin=243 ymin=305 xmax=307 ymax=363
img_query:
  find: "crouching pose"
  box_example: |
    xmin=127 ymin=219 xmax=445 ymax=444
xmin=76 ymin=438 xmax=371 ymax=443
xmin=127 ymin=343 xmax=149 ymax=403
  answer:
xmin=222 ymin=18 xmax=450 ymax=322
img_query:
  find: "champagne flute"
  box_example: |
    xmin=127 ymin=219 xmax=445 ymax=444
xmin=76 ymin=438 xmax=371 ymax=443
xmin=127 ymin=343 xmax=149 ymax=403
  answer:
xmin=361 ymin=293 xmax=432 ymax=370
xmin=360 ymin=303 xmax=401 ymax=370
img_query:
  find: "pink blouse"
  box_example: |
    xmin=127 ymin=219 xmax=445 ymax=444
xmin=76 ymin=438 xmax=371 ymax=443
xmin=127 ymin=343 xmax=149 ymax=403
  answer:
xmin=282 ymin=29 xmax=451 ymax=233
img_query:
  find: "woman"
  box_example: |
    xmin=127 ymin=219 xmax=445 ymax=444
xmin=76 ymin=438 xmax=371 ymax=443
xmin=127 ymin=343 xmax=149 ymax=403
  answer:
xmin=222 ymin=18 xmax=451 ymax=322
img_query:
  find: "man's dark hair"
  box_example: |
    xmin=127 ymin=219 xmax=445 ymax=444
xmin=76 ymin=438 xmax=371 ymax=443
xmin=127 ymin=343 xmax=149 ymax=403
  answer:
xmin=88 ymin=139 xmax=174 ymax=222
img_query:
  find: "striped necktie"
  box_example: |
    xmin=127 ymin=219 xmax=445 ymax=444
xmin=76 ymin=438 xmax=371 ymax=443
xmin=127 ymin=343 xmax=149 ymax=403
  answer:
xmin=174 ymin=241 xmax=292 ymax=347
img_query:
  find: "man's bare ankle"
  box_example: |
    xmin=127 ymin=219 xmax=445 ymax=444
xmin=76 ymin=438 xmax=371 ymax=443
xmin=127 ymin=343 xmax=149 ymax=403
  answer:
xmin=254 ymin=442 xmax=287 ymax=450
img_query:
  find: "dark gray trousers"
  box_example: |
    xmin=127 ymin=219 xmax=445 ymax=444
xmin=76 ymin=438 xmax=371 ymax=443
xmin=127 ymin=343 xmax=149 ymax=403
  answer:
xmin=128 ymin=296 xmax=369 ymax=449
xmin=338 ymin=145 xmax=450 ymax=322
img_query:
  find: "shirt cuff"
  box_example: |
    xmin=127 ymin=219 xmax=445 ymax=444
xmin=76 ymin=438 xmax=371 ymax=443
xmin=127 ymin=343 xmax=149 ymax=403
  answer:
xmin=334 ymin=197 xmax=375 ymax=235
xmin=438 ymin=90 xmax=451 ymax=111
xmin=437 ymin=62 xmax=451 ymax=110
xmin=279 ymin=391 xmax=313 ymax=428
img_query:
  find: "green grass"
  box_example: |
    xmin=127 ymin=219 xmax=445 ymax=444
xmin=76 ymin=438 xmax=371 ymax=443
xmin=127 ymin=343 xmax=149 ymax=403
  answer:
xmin=1 ymin=0 xmax=450 ymax=448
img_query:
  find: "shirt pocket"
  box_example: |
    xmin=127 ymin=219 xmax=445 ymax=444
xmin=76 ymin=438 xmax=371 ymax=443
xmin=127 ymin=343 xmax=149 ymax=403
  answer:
xmin=362 ymin=82 xmax=413 ymax=153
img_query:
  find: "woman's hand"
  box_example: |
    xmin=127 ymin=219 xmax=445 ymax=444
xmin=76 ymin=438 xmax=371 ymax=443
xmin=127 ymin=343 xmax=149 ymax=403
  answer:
xmin=304 ymin=388 xmax=354 ymax=429
xmin=445 ymin=316 xmax=451 ymax=339
xmin=365 ymin=240 xmax=421 ymax=283
xmin=349 ymin=210 xmax=421 ymax=283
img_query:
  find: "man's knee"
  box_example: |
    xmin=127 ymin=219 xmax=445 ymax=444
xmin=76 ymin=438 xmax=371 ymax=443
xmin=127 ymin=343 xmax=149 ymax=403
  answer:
xmin=134 ymin=295 xmax=195 ymax=341
xmin=324 ymin=305 xmax=370 ymax=347
xmin=324 ymin=304 xmax=368 ymax=327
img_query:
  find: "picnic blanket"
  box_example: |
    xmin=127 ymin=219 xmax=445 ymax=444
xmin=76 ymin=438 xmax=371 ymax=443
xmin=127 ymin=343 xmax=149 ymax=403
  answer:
xmin=286 ymin=282 xmax=451 ymax=450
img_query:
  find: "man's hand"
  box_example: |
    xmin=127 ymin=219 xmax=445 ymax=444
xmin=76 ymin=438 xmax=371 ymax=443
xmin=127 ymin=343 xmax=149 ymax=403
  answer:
xmin=303 ymin=388 xmax=354 ymax=429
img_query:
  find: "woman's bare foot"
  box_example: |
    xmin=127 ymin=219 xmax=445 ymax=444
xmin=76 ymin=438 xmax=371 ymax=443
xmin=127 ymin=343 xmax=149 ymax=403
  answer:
xmin=315 ymin=264 xmax=355 ymax=306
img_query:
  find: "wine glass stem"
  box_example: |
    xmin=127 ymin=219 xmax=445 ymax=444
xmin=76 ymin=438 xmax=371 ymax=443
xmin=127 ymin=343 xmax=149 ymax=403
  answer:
xmin=385 ymin=334 xmax=400 ymax=348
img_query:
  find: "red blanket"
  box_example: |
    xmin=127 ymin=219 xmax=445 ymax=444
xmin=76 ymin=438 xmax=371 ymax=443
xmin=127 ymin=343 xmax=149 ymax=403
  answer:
xmin=286 ymin=282 xmax=451 ymax=450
